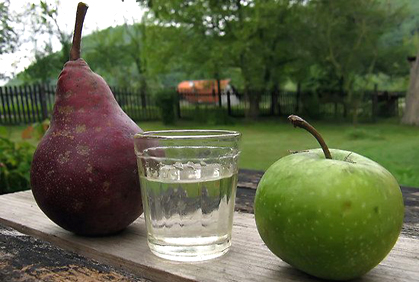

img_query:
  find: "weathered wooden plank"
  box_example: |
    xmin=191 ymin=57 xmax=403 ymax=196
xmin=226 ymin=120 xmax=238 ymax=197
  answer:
xmin=3 ymin=86 xmax=14 ymax=124
xmin=12 ymin=86 xmax=22 ymax=123
xmin=0 ymin=87 xmax=7 ymax=124
xmin=26 ymin=84 xmax=38 ymax=122
xmin=0 ymin=223 xmax=150 ymax=282
xmin=17 ymin=85 xmax=28 ymax=123
xmin=0 ymin=191 xmax=418 ymax=282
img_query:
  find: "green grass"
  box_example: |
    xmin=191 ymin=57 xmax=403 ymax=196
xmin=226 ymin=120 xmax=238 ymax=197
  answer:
xmin=138 ymin=118 xmax=419 ymax=187
xmin=5 ymin=118 xmax=419 ymax=187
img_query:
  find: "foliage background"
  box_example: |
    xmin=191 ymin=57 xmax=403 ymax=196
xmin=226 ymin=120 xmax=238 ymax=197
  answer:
xmin=4 ymin=0 xmax=419 ymax=97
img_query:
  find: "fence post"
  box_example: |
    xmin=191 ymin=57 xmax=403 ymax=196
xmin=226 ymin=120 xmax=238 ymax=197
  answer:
xmin=176 ymin=90 xmax=181 ymax=119
xmin=372 ymin=84 xmax=378 ymax=122
xmin=0 ymin=87 xmax=7 ymax=124
xmin=4 ymin=87 xmax=14 ymax=124
xmin=141 ymin=88 xmax=147 ymax=108
xmin=271 ymin=88 xmax=278 ymax=116
xmin=13 ymin=85 xmax=22 ymax=123
xmin=212 ymin=88 xmax=216 ymax=105
xmin=227 ymin=90 xmax=232 ymax=116
xmin=217 ymin=79 xmax=222 ymax=108
xmin=39 ymin=84 xmax=48 ymax=121
xmin=295 ymin=82 xmax=301 ymax=113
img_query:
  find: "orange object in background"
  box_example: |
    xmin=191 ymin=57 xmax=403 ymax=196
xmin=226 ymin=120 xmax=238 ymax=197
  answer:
xmin=177 ymin=79 xmax=231 ymax=104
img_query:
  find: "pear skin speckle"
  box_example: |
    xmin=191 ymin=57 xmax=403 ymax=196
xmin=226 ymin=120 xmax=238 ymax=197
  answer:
xmin=75 ymin=124 xmax=86 ymax=133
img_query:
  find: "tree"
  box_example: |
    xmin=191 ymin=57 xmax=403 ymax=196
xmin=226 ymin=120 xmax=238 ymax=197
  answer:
xmin=138 ymin=1 xmax=237 ymax=94
xmin=400 ymin=0 xmax=419 ymax=125
xmin=123 ymin=19 xmax=152 ymax=103
xmin=0 ymin=0 xmax=23 ymax=81
xmin=83 ymin=26 xmax=134 ymax=87
xmin=136 ymin=0 xmax=302 ymax=118
xmin=142 ymin=24 xmax=190 ymax=87
xmin=18 ymin=48 xmax=61 ymax=84
xmin=17 ymin=1 xmax=72 ymax=84
xmin=303 ymin=0 xmax=408 ymax=123
xmin=402 ymin=56 xmax=419 ymax=125
xmin=35 ymin=0 xmax=72 ymax=65
xmin=0 ymin=0 xmax=19 ymax=55
xmin=226 ymin=0 xmax=302 ymax=117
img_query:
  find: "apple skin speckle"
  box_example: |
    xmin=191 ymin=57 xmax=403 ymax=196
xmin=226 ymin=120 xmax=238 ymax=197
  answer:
xmin=254 ymin=148 xmax=404 ymax=281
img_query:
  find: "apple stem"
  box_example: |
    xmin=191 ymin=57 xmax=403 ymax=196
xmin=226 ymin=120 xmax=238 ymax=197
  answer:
xmin=288 ymin=115 xmax=332 ymax=160
xmin=70 ymin=2 xmax=88 ymax=61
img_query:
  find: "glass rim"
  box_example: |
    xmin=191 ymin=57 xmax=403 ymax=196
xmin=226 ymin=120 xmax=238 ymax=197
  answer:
xmin=136 ymin=153 xmax=240 ymax=162
xmin=134 ymin=129 xmax=241 ymax=140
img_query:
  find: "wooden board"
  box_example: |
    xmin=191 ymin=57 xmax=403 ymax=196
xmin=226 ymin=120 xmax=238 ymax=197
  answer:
xmin=0 ymin=191 xmax=418 ymax=282
xmin=0 ymin=223 xmax=150 ymax=282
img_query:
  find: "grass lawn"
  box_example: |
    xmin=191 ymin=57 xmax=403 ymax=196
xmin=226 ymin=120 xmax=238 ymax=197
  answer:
xmin=5 ymin=118 xmax=419 ymax=187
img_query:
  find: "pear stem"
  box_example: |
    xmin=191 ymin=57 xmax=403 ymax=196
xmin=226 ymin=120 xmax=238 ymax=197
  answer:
xmin=70 ymin=2 xmax=88 ymax=61
xmin=288 ymin=115 xmax=332 ymax=159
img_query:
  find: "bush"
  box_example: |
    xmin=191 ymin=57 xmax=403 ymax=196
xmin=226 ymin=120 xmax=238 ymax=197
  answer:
xmin=206 ymin=108 xmax=235 ymax=125
xmin=0 ymin=120 xmax=48 ymax=195
xmin=156 ymin=89 xmax=178 ymax=125
xmin=0 ymin=130 xmax=35 ymax=194
xmin=21 ymin=119 xmax=50 ymax=140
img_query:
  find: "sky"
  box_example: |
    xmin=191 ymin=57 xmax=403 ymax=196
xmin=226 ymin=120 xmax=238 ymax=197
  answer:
xmin=0 ymin=0 xmax=145 ymax=85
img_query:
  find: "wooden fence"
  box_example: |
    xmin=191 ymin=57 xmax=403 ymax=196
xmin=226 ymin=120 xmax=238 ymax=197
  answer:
xmin=177 ymin=88 xmax=406 ymax=120
xmin=0 ymin=85 xmax=54 ymax=124
xmin=177 ymin=90 xmax=298 ymax=119
xmin=0 ymin=84 xmax=406 ymax=125
xmin=0 ymin=85 xmax=160 ymax=125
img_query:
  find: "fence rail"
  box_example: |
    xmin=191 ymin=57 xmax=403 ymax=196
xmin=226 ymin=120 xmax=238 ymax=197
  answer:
xmin=0 ymin=84 xmax=406 ymax=125
xmin=0 ymin=85 xmax=160 ymax=125
xmin=110 ymin=86 xmax=160 ymax=121
xmin=0 ymin=85 xmax=54 ymax=125
xmin=177 ymin=88 xmax=406 ymax=121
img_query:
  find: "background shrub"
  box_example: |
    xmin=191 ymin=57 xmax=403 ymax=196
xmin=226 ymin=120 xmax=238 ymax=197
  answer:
xmin=0 ymin=128 xmax=35 ymax=194
xmin=156 ymin=89 xmax=178 ymax=125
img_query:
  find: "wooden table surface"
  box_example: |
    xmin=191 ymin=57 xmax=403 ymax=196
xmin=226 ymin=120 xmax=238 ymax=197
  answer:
xmin=0 ymin=169 xmax=418 ymax=282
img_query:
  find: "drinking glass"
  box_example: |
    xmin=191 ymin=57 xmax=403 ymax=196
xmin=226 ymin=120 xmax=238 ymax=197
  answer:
xmin=134 ymin=130 xmax=241 ymax=261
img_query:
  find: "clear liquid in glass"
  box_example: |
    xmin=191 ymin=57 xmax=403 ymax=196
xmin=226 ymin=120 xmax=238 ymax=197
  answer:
xmin=140 ymin=162 xmax=238 ymax=261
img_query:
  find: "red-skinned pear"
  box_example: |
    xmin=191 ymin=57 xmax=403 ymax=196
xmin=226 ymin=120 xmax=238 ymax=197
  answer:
xmin=30 ymin=3 xmax=143 ymax=236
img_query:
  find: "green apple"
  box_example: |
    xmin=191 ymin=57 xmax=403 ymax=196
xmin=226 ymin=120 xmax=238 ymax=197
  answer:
xmin=254 ymin=116 xmax=404 ymax=281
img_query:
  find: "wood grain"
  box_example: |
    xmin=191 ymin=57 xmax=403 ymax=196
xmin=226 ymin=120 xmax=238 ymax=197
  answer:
xmin=0 ymin=191 xmax=418 ymax=282
xmin=0 ymin=223 xmax=150 ymax=282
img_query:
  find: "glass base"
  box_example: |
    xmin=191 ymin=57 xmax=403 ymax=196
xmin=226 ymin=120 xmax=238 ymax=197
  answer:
xmin=148 ymin=236 xmax=231 ymax=262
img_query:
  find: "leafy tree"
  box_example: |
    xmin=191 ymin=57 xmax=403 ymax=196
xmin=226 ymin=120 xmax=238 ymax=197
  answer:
xmin=143 ymin=24 xmax=189 ymax=87
xmin=303 ymin=0 xmax=408 ymax=123
xmin=0 ymin=0 xmax=19 ymax=55
xmin=83 ymin=26 xmax=134 ymax=87
xmin=17 ymin=1 xmax=72 ymax=84
xmin=123 ymin=20 xmax=154 ymax=102
xmin=226 ymin=0 xmax=303 ymax=117
xmin=36 ymin=0 xmax=72 ymax=65
xmin=83 ymin=22 xmax=160 ymax=95
xmin=137 ymin=0 xmax=303 ymax=118
xmin=0 ymin=0 xmax=23 ymax=81
xmin=402 ymin=56 xmax=419 ymax=125
xmin=399 ymin=0 xmax=419 ymax=125
xmin=18 ymin=49 xmax=62 ymax=84
xmin=139 ymin=1 xmax=236 ymax=95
